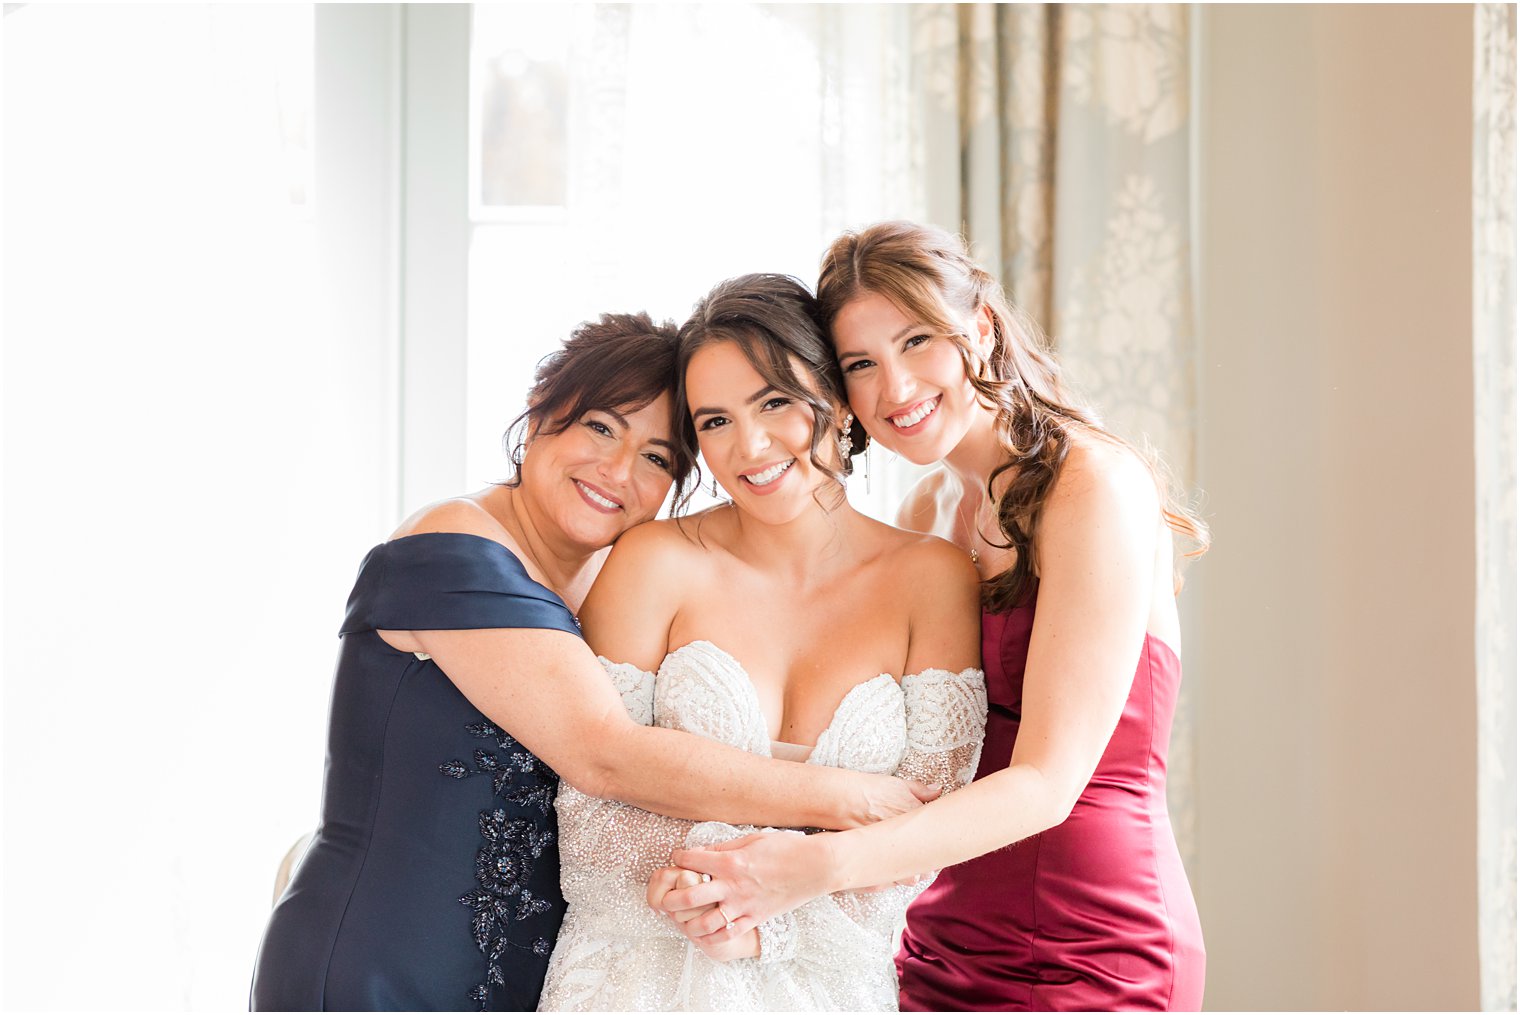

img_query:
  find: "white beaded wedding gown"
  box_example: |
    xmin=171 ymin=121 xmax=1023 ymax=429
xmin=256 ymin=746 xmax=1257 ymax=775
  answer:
xmin=537 ymin=640 xmax=987 ymax=1012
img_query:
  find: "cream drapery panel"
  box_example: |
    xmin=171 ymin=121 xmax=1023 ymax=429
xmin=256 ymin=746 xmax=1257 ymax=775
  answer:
xmin=907 ymin=3 xmax=1199 ymax=865
xmin=1473 ymin=4 xmax=1516 ymax=1011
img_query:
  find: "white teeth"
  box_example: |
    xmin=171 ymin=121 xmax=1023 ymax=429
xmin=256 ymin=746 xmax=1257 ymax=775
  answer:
xmin=743 ymin=459 xmax=794 ymax=486
xmin=890 ymin=397 xmax=939 ymax=429
xmin=577 ymin=481 xmax=619 ymax=509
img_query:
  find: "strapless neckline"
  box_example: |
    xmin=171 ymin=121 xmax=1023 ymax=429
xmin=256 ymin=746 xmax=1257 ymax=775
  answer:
xmin=662 ymin=639 xmax=897 ymax=765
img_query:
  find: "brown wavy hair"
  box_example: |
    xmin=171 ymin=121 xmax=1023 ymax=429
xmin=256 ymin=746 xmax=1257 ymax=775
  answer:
xmin=675 ymin=273 xmax=864 ymax=515
xmin=817 ymin=220 xmax=1209 ymax=610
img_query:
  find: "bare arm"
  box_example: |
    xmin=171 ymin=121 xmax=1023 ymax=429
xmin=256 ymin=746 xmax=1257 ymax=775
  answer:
xmin=392 ymin=513 xmax=926 ymax=831
xmin=661 ymin=444 xmax=1161 ymax=929
xmin=901 ymin=535 xmax=982 ymax=676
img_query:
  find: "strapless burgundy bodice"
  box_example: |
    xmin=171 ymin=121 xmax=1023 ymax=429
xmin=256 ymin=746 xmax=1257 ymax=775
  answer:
xmin=896 ymin=603 xmax=1206 ymax=1011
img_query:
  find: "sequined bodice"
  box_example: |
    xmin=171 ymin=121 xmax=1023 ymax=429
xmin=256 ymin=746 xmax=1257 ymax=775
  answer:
xmin=538 ymin=642 xmax=987 ymax=1012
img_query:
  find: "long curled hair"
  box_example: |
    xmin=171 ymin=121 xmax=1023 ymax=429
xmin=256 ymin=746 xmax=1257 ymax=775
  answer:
xmin=675 ymin=273 xmax=864 ymax=514
xmin=817 ymin=221 xmax=1209 ymax=610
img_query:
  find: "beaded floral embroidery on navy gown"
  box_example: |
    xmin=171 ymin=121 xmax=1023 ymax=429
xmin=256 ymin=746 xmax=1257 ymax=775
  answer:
xmin=250 ymin=533 xmax=580 ymax=1012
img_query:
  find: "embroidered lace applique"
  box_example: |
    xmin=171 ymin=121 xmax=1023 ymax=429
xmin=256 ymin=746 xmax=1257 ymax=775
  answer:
xmin=441 ymin=719 xmax=560 ymax=1010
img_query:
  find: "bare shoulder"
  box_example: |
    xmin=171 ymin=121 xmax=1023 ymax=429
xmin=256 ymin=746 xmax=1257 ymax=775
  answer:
xmin=865 ymin=519 xmax=979 ymax=619
xmin=895 ymin=467 xmax=953 ymax=532
xmin=615 ymin=507 xmax=738 ymax=558
xmin=1044 ymin=431 xmax=1160 ymax=532
xmin=873 ymin=525 xmax=981 ymax=672
xmin=389 ymin=495 xmax=511 ymax=545
xmin=579 ymin=515 xmax=710 ymax=661
xmin=886 ymin=525 xmax=979 ymax=588
xmin=602 ymin=515 xmax=705 ymax=570
xmin=585 ymin=513 xmax=716 ymax=603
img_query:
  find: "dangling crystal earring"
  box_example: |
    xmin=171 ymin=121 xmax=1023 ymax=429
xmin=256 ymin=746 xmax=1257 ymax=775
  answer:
xmin=837 ymin=413 xmax=854 ymax=470
xmin=864 ymin=440 xmax=872 ymax=494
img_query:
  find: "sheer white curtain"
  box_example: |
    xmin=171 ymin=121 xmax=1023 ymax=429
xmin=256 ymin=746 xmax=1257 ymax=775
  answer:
xmin=1473 ymin=4 xmax=1516 ymax=1010
xmin=465 ymin=3 xmax=931 ymax=518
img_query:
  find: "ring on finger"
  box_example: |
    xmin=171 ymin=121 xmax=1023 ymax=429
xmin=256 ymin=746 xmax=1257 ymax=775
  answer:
xmin=716 ymin=904 xmax=735 ymax=931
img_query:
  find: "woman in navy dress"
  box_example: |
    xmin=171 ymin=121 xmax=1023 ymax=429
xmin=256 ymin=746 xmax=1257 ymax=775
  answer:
xmin=249 ymin=313 xmax=932 ymax=1012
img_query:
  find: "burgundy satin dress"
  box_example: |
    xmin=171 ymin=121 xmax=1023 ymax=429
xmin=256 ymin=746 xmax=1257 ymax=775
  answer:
xmin=897 ymin=602 xmax=1206 ymax=1011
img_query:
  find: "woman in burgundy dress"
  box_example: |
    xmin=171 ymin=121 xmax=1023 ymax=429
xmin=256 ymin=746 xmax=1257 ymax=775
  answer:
xmin=650 ymin=221 xmax=1210 ymax=1011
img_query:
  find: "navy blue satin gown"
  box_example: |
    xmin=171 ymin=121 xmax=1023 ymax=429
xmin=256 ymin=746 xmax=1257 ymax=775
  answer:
xmin=250 ymin=533 xmax=579 ymax=1011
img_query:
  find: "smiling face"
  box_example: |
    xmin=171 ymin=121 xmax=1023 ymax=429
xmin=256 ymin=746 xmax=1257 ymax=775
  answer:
xmin=685 ymin=339 xmax=843 ymax=525
xmin=830 ymin=291 xmax=993 ymax=466
xmin=518 ymin=394 xmax=677 ymax=552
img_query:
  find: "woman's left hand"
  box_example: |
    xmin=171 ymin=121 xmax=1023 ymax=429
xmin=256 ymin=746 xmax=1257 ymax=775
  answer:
xmin=652 ymin=831 xmax=837 ymax=944
xmin=646 ymin=867 xmax=714 ymax=923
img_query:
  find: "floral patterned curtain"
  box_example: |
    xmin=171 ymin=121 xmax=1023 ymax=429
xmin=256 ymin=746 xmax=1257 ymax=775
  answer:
xmin=907 ymin=4 xmax=1200 ymax=864
xmin=1473 ymin=4 xmax=1516 ymax=1011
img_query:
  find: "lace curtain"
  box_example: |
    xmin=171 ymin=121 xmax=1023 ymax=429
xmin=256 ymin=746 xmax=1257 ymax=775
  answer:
xmin=905 ymin=3 xmax=1200 ymax=866
xmin=1473 ymin=4 xmax=1516 ymax=1011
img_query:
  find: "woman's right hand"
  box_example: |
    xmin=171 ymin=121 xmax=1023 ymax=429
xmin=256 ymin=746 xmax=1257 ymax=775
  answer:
xmin=648 ymin=867 xmax=759 ymax=961
xmin=656 ymin=831 xmax=838 ymax=944
xmin=846 ymin=774 xmax=940 ymax=828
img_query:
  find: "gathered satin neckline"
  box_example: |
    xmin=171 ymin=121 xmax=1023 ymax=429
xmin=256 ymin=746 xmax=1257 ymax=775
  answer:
xmin=381 ymin=530 xmax=573 ymax=614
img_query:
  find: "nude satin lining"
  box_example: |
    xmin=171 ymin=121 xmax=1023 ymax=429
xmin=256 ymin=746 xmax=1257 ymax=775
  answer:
xmin=770 ymin=741 xmax=812 ymax=763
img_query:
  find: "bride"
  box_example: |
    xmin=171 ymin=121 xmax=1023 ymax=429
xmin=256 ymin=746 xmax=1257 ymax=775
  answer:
xmin=536 ymin=274 xmax=988 ymax=1011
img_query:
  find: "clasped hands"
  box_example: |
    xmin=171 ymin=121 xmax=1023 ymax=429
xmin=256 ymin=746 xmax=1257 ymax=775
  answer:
xmin=646 ymin=829 xmax=797 ymax=963
xmin=646 ymin=830 xmax=934 ymax=964
xmin=647 ymin=863 xmax=760 ymax=962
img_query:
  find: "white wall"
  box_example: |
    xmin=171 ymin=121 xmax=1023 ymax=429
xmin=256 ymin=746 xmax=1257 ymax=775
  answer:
xmin=1193 ymin=5 xmax=1479 ymax=1009
xmin=0 ymin=6 xmax=438 ymax=1007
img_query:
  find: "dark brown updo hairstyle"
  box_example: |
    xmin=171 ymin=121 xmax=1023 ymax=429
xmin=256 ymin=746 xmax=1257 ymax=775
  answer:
xmin=675 ymin=273 xmax=865 ymax=508
xmin=817 ymin=221 xmax=1209 ymax=610
xmin=502 ymin=311 xmax=696 ymax=504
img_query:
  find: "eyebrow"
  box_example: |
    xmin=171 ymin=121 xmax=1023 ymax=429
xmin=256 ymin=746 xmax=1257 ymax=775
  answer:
xmin=835 ymin=323 xmax=924 ymax=361
xmin=591 ymin=407 xmax=676 ymax=450
xmin=691 ymin=385 xmax=779 ymax=420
